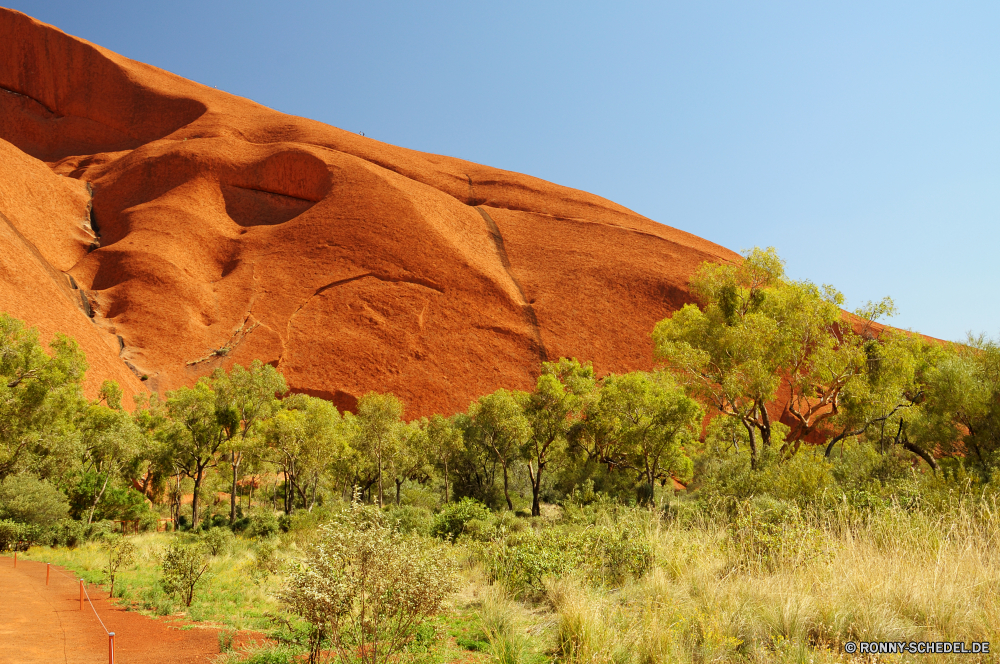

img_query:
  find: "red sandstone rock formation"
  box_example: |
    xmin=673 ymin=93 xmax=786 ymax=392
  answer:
xmin=0 ymin=8 xmax=738 ymax=416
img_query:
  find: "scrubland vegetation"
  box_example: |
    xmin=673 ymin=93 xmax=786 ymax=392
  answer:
xmin=5 ymin=248 xmax=1000 ymax=662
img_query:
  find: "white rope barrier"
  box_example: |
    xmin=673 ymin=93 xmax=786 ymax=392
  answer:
xmin=82 ymin=582 xmax=111 ymax=635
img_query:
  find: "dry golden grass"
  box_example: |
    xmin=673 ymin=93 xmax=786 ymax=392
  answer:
xmin=536 ymin=501 xmax=1000 ymax=663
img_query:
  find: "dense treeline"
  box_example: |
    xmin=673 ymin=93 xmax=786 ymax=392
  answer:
xmin=3 ymin=247 xmax=1000 ymax=544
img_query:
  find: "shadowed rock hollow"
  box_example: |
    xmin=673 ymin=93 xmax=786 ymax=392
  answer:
xmin=0 ymin=8 xmax=739 ymax=416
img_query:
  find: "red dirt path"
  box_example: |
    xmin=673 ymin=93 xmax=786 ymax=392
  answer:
xmin=0 ymin=556 xmax=218 ymax=664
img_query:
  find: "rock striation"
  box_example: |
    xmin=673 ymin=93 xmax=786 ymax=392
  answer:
xmin=0 ymin=8 xmax=738 ymax=416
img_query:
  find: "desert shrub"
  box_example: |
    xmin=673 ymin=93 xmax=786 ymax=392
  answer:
xmin=48 ymin=519 xmax=85 ymax=547
xmin=726 ymin=496 xmax=829 ymax=572
xmin=580 ymin=517 xmax=655 ymax=586
xmin=103 ymin=536 xmax=136 ymax=596
xmin=281 ymin=502 xmax=457 ymax=664
xmin=246 ymin=508 xmax=280 ymax=539
xmin=202 ymin=526 xmax=236 ymax=556
xmin=278 ymin=514 xmax=292 ymax=533
xmin=0 ymin=519 xmax=29 ymax=550
xmin=478 ymin=529 xmax=582 ymax=597
xmin=0 ymin=474 xmax=70 ymax=525
xmin=86 ymin=519 xmax=117 ymax=542
xmin=384 ymin=504 xmax=432 ymax=536
xmin=161 ymin=541 xmax=211 ymax=607
xmin=478 ymin=515 xmax=653 ymax=596
xmin=247 ymin=538 xmax=283 ymax=584
xmin=430 ymin=498 xmax=491 ymax=541
xmin=764 ymin=450 xmax=837 ymax=506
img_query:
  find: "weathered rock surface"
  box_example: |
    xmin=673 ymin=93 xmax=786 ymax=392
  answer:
xmin=0 ymin=8 xmax=738 ymax=415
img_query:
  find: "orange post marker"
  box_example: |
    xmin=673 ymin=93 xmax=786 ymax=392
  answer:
xmin=12 ymin=551 xmax=15 ymax=568
xmin=108 ymin=632 xmax=115 ymax=664
xmin=46 ymin=563 xmax=50 ymax=585
xmin=80 ymin=579 xmax=84 ymax=610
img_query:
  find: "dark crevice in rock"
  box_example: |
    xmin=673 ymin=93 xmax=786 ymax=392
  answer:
xmin=78 ymin=290 xmax=94 ymax=318
xmin=474 ymin=206 xmax=548 ymax=363
xmin=0 ymin=85 xmax=62 ymax=117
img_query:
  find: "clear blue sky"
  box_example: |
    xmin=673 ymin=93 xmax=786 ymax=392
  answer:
xmin=10 ymin=1 xmax=999 ymax=342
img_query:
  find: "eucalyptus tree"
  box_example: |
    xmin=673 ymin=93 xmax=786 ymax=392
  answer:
xmin=588 ymin=371 xmax=701 ymax=501
xmin=522 ymin=358 xmax=595 ymax=516
xmin=898 ymin=337 xmax=1000 ymax=473
xmin=166 ymin=378 xmax=228 ymax=527
xmin=653 ymin=247 xmax=916 ymax=469
xmin=0 ymin=314 xmax=87 ymax=479
xmin=213 ymin=360 xmax=287 ymax=524
xmin=353 ymin=393 xmax=405 ymax=508
xmin=425 ymin=414 xmax=465 ymax=504
xmin=389 ymin=421 xmax=434 ymax=505
xmin=467 ymin=389 xmax=531 ymax=511
xmin=130 ymin=393 xmax=180 ymax=521
xmin=265 ymin=393 xmax=345 ymax=513
xmin=652 ymin=248 xmax=788 ymax=469
xmin=77 ymin=381 xmax=143 ymax=524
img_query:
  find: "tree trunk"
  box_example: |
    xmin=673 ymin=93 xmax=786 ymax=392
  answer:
xmin=644 ymin=459 xmax=656 ymax=506
xmin=759 ymin=402 xmax=772 ymax=448
xmin=744 ymin=421 xmax=759 ymax=471
xmin=191 ymin=467 xmax=204 ymax=528
xmin=444 ymin=458 xmax=450 ymax=504
xmin=502 ymin=462 xmax=513 ymax=511
xmin=87 ymin=473 xmax=111 ymax=525
xmin=527 ymin=462 xmax=542 ymax=517
xmin=902 ymin=440 xmax=939 ymax=472
xmin=229 ymin=452 xmax=241 ymax=525
xmin=395 ymin=478 xmax=403 ymax=505
xmin=377 ymin=452 xmax=384 ymax=509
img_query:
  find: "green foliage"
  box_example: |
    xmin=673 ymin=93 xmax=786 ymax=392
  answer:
xmin=247 ymin=537 xmax=283 ymax=584
xmin=477 ymin=509 xmax=654 ymax=596
xmin=246 ymin=508 xmax=280 ymax=539
xmin=0 ymin=473 xmax=70 ymax=525
xmin=202 ymin=526 xmax=236 ymax=556
xmin=352 ymin=392 xmax=406 ymax=509
xmin=266 ymin=393 xmax=345 ymax=514
xmin=161 ymin=540 xmax=211 ymax=607
xmin=467 ymin=389 xmax=532 ymax=511
xmin=726 ymin=497 xmax=830 ymax=572
xmin=430 ymin=498 xmax=491 ymax=541
xmin=384 ymin=504 xmax=432 ymax=535
xmin=281 ymin=502 xmax=457 ymax=664
xmin=0 ymin=519 xmax=32 ymax=550
xmin=103 ymin=535 xmax=136 ymax=596
xmin=0 ymin=314 xmax=87 ymax=480
xmin=49 ymin=519 xmax=84 ymax=547
xmin=588 ymin=371 xmax=700 ymax=498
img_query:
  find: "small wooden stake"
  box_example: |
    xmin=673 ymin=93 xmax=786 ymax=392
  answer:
xmin=80 ymin=579 xmax=84 ymax=610
xmin=46 ymin=562 xmax=50 ymax=585
xmin=108 ymin=632 xmax=115 ymax=664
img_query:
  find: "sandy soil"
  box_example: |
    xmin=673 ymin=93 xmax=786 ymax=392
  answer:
xmin=0 ymin=555 xmax=219 ymax=664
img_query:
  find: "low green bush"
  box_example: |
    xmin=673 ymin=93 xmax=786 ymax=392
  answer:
xmin=0 ymin=475 xmax=70 ymax=525
xmin=202 ymin=526 xmax=236 ymax=556
xmin=385 ymin=504 xmax=432 ymax=535
xmin=246 ymin=508 xmax=280 ymax=539
xmin=431 ymin=498 xmax=491 ymax=541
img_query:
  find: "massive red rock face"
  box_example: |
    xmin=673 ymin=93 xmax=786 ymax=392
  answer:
xmin=0 ymin=8 xmax=739 ymax=416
